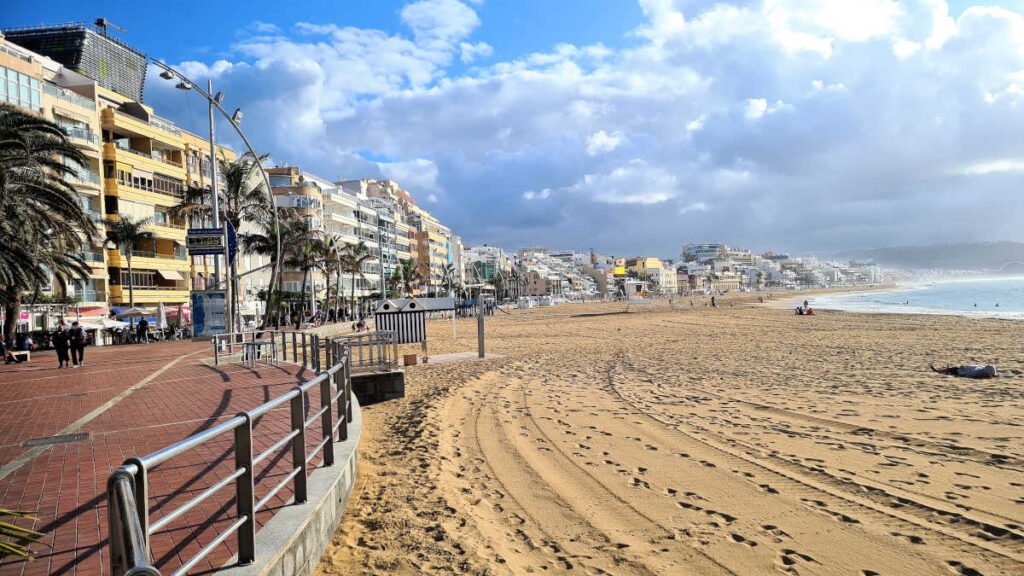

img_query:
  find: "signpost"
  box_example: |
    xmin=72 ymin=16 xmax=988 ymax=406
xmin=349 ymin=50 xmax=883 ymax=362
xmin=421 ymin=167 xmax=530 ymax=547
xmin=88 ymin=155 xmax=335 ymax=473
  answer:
xmin=187 ymin=226 xmax=239 ymax=334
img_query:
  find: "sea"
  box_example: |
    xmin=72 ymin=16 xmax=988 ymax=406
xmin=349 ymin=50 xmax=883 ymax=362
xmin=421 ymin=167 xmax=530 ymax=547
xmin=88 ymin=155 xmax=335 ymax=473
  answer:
xmin=809 ymin=276 xmax=1024 ymax=320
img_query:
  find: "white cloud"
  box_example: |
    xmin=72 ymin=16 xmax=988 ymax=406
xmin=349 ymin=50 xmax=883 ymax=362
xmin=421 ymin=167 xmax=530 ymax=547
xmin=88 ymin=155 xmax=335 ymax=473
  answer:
xmin=145 ymin=1 xmax=1024 ymax=255
xmin=958 ymin=159 xmax=1024 ymax=176
xmin=585 ymin=130 xmax=624 ymax=155
xmin=568 ymin=160 xmax=679 ymax=205
xmin=744 ymin=97 xmax=791 ymax=120
xmin=459 ymin=41 xmax=493 ymax=62
xmin=679 ymin=202 xmax=710 ymax=214
xmin=523 ymin=188 xmax=552 ymax=200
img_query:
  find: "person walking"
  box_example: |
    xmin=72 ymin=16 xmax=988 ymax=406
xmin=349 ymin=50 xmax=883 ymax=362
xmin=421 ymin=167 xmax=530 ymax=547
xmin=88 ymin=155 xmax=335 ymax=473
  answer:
xmin=52 ymin=323 xmax=70 ymax=368
xmin=69 ymin=321 xmax=86 ymax=368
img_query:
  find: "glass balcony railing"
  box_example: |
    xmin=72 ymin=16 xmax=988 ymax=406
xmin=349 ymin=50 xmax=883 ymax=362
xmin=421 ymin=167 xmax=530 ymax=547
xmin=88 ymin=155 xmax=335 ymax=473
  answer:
xmin=61 ymin=126 xmax=99 ymax=145
xmin=112 ymin=142 xmax=183 ymax=168
xmin=75 ymin=290 xmax=106 ymax=302
xmin=149 ymin=114 xmax=182 ymax=135
xmin=44 ymin=83 xmax=96 ymax=110
xmin=79 ymin=250 xmax=104 ymax=263
xmin=71 ymin=171 xmax=102 ymax=186
xmin=122 ymin=249 xmax=188 ymax=261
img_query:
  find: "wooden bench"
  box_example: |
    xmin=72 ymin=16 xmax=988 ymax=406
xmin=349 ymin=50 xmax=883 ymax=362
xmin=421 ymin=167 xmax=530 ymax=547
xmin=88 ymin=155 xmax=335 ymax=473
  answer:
xmin=10 ymin=350 xmax=30 ymax=362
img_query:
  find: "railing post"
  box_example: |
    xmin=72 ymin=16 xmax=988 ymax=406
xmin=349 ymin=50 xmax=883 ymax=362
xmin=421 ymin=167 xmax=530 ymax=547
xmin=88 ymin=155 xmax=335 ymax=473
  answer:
xmin=234 ymin=413 xmax=256 ymax=565
xmin=345 ymin=354 xmax=353 ymax=423
xmin=302 ymin=333 xmax=308 ymax=368
xmin=320 ymin=373 xmax=335 ymax=466
xmin=123 ymin=457 xmax=149 ymax=557
xmin=338 ymin=347 xmax=348 ymax=442
xmin=313 ymin=335 xmax=320 ymax=373
xmin=289 ymin=388 xmax=308 ymax=503
xmin=214 ymin=336 xmax=220 ymax=365
xmin=292 ymin=332 xmax=298 ymax=363
xmin=107 ymin=474 xmax=126 ymax=576
xmin=281 ymin=331 xmax=287 ymax=360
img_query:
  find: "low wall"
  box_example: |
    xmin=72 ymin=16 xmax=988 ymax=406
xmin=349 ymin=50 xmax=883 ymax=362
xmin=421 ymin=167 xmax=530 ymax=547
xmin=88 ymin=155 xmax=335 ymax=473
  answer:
xmin=218 ymin=398 xmax=363 ymax=576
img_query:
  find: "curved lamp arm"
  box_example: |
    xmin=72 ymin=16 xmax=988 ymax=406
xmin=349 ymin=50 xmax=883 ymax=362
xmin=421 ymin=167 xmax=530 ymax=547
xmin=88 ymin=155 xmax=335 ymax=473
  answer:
xmin=151 ymin=59 xmax=282 ymax=328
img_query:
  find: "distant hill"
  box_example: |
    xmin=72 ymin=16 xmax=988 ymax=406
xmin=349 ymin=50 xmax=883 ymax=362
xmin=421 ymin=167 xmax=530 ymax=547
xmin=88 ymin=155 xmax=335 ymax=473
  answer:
xmin=837 ymin=242 xmax=1024 ymax=271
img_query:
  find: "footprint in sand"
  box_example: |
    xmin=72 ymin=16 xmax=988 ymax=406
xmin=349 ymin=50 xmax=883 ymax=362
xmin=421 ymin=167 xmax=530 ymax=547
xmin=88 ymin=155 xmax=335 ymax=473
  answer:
xmin=776 ymin=549 xmax=816 ymax=573
xmin=730 ymin=533 xmax=758 ymax=547
xmin=890 ymin=531 xmax=926 ymax=545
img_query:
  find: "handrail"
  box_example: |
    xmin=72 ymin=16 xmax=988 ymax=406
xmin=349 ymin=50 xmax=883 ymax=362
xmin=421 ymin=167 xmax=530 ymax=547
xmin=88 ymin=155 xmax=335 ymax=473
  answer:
xmin=331 ymin=331 xmax=400 ymax=372
xmin=107 ymin=331 xmax=353 ymax=575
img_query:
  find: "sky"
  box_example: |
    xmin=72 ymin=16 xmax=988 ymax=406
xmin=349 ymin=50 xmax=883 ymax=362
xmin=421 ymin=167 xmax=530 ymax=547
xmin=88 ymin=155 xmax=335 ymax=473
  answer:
xmin=6 ymin=0 xmax=1024 ymax=258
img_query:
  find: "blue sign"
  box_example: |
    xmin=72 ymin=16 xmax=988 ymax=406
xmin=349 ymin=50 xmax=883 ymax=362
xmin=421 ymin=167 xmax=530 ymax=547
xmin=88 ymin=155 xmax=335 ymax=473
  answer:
xmin=191 ymin=290 xmax=226 ymax=339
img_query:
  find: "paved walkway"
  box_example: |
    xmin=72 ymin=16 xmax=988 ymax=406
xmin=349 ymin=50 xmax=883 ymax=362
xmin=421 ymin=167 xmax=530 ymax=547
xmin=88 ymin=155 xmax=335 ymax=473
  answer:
xmin=0 ymin=341 xmax=330 ymax=575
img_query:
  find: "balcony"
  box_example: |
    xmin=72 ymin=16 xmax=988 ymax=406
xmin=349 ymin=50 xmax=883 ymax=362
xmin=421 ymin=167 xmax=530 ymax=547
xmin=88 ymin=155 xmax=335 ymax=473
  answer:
xmin=109 ymin=285 xmax=189 ymax=304
xmin=106 ymin=248 xmax=190 ymax=271
xmin=74 ymin=290 xmax=107 ymax=304
xmin=70 ymin=170 xmax=102 ymax=192
xmin=147 ymin=220 xmax=188 ymax=241
xmin=45 ymin=83 xmax=96 ymax=111
xmin=103 ymin=145 xmax=186 ymax=188
xmin=101 ymin=107 xmax=184 ymax=148
xmin=61 ymin=127 xmax=101 ymax=154
xmin=79 ymin=250 xmax=105 ymax=264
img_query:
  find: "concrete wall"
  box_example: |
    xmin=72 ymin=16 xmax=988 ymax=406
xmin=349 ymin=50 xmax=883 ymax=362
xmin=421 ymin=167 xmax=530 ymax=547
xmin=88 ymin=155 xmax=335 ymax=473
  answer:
xmin=219 ymin=398 xmax=362 ymax=576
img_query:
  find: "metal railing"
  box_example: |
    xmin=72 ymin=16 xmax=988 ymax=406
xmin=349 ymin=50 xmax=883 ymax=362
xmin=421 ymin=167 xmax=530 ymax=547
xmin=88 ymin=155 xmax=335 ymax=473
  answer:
xmin=107 ymin=332 xmax=353 ymax=575
xmin=213 ymin=330 xmax=321 ymax=371
xmin=330 ymin=331 xmax=399 ymax=373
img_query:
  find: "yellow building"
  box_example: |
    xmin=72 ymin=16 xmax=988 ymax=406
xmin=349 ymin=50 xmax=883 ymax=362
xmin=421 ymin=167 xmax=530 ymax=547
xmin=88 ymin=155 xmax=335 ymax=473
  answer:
xmin=3 ymin=31 xmax=240 ymax=322
xmin=1 ymin=35 xmax=111 ymax=316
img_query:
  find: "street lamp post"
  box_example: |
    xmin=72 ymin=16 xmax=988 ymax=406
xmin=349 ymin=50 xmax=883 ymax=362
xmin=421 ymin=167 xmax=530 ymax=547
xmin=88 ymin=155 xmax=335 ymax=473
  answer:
xmin=153 ymin=59 xmax=282 ymax=332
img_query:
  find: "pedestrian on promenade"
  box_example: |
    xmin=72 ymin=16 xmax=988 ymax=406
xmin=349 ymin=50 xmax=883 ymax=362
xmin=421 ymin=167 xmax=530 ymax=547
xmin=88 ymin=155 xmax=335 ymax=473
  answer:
xmin=136 ymin=318 xmax=149 ymax=344
xmin=69 ymin=321 xmax=86 ymax=367
xmin=52 ymin=323 xmax=70 ymax=368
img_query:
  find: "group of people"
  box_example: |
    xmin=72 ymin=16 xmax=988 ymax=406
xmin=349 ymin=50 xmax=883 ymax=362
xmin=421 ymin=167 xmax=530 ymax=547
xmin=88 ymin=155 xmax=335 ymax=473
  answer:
xmin=51 ymin=322 xmax=88 ymax=368
xmin=795 ymin=299 xmax=815 ymax=316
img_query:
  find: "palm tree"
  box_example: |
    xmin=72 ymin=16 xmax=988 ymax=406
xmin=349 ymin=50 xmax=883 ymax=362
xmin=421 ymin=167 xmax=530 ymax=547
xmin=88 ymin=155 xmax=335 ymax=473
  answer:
xmin=240 ymin=208 xmax=303 ymax=327
xmin=340 ymin=241 xmax=372 ymax=317
xmin=171 ymin=152 xmax=271 ymax=330
xmin=440 ymin=262 xmax=457 ymax=295
xmin=106 ymin=216 xmax=154 ymax=314
xmin=1 ymin=104 xmax=97 ymax=342
xmin=316 ymin=235 xmax=343 ymax=321
xmin=392 ymin=257 xmax=422 ymax=297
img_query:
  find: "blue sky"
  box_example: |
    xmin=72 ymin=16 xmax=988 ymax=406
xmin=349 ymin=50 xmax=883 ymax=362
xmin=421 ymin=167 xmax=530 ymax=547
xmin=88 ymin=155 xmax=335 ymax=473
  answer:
xmin=6 ymin=1 xmax=1024 ymax=257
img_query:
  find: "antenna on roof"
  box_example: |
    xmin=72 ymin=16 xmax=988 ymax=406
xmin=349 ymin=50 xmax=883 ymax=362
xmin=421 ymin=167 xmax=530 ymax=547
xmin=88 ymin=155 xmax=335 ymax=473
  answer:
xmin=94 ymin=18 xmax=126 ymax=36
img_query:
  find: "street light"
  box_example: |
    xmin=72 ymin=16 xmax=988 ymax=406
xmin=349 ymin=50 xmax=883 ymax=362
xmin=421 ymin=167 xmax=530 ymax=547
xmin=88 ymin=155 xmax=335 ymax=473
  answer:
xmin=152 ymin=58 xmax=283 ymax=331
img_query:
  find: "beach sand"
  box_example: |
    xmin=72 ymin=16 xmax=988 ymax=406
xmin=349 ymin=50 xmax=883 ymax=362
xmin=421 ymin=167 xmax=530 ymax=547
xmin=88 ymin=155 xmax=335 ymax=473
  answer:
xmin=315 ymin=295 xmax=1024 ymax=575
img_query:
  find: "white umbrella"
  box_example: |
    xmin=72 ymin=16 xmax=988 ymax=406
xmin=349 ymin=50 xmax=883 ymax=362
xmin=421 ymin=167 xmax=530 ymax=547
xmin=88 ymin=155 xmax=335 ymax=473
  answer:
xmin=98 ymin=318 xmax=129 ymax=329
xmin=115 ymin=306 xmax=154 ymax=319
xmin=157 ymin=302 xmax=168 ymax=330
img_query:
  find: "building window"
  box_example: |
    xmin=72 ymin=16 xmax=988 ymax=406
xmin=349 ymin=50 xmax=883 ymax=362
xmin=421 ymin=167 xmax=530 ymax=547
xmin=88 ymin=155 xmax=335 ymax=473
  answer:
xmin=0 ymin=66 xmax=41 ymax=111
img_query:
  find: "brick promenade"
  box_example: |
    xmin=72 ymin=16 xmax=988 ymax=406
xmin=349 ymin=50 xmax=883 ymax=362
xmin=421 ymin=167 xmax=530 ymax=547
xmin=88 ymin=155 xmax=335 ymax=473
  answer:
xmin=0 ymin=340 xmax=332 ymax=575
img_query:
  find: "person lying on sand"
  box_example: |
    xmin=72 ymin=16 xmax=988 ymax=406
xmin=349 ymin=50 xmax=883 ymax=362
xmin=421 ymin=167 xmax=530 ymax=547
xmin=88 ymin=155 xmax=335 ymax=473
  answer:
xmin=930 ymin=364 xmax=998 ymax=378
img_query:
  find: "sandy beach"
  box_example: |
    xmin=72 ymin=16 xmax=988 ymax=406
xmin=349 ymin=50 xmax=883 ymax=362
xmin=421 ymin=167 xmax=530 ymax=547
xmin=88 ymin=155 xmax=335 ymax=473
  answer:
xmin=315 ymin=295 xmax=1024 ymax=575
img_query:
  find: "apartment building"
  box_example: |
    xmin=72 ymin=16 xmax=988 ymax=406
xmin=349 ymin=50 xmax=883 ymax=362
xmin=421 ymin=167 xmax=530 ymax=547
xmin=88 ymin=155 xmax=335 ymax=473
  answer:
xmin=267 ymin=166 xmax=325 ymax=296
xmin=463 ymin=244 xmax=510 ymax=281
xmin=0 ymin=37 xmax=110 ymax=316
xmin=3 ymin=26 xmax=247 ymax=327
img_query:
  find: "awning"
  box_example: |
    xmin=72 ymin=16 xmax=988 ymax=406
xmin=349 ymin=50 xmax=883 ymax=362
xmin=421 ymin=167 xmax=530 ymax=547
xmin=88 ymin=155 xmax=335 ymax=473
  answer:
xmin=157 ymin=270 xmax=184 ymax=280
